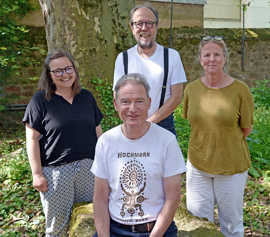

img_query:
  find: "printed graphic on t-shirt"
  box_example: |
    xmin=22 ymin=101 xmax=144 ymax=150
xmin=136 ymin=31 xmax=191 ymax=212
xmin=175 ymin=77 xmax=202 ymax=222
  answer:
xmin=119 ymin=159 xmax=147 ymax=217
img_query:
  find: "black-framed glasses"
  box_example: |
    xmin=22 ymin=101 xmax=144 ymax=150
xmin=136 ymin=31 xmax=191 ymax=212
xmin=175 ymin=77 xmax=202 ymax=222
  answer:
xmin=202 ymin=36 xmax=224 ymax=41
xmin=50 ymin=66 xmax=74 ymax=77
xmin=131 ymin=21 xmax=156 ymax=29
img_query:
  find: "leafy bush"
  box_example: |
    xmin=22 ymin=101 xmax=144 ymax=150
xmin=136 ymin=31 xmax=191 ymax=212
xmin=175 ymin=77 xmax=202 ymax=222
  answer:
xmin=0 ymin=79 xmax=270 ymax=235
xmin=0 ymin=0 xmax=33 ymax=81
xmin=174 ymin=106 xmax=190 ymax=160
xmin=91 ymin=78 xmax=121 ymax=132
xmin=0 ymin=148 xmax=45 ymax=235
xmin=251 ymin=79 xmax=270 ymax=109
xmin=247 ymin=79 xmax=270 ymax=177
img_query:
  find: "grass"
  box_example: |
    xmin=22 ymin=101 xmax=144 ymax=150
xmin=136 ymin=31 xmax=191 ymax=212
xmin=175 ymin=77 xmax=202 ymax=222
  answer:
xmin=0 ymin=80 xmax=270 ymax=236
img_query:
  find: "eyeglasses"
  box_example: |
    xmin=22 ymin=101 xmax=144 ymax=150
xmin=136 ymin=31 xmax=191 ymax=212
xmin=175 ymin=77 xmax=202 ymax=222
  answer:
xmin=131 ymin=21 xmax=156 ymax=29
xmin=202 ymin=36 xmax=224 ymax=41
xmin=50 ymin=66 xmax=74 ymax=77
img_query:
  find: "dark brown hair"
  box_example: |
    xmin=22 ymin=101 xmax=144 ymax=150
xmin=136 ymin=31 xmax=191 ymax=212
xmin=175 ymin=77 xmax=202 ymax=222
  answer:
xmin=38 ymin=49 xmax=81 ymax=100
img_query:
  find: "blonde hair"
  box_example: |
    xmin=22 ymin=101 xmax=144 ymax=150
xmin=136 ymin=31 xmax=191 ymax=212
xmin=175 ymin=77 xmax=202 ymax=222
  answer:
xmin=199 ymin=37 xmax=229 ymax=72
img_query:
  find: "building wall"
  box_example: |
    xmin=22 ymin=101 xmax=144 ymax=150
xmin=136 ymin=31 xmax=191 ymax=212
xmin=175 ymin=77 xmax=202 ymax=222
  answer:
xmin=18 ymin=0 xmax=205 ymax=28
xmin=18 ymin=1 xmax=270 ymax=29
xmin=204 ymin=0 xmax=241 ymax=28
xmin=136 ymin=0 xmax=205 ymax=27
xmin=159 ymin=28 xmax=270 ymax=87
xmin=245 ymin=0 xmax=270 ymax=28
xmin=204 ymin=0 xmax=270 ymax=28
xmin=3 ymin=28 xmax=270 ymax=105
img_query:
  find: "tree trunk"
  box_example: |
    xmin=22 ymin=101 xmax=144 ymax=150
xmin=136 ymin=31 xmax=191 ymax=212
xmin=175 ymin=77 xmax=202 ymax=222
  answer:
xmin=38 ymin=0 xmax=135 ymax=89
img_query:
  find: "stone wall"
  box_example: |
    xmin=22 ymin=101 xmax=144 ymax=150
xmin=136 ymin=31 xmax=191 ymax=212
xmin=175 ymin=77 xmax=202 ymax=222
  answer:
xmin=18 ymin=1 xmax=204 ymax=28
xmin=2 ymin=27 xmax=270 ymax=105
xmin=157 ymin=28 xmax=270 ymax=87
xmin=135 ymin=0 xmax=204 ymax=28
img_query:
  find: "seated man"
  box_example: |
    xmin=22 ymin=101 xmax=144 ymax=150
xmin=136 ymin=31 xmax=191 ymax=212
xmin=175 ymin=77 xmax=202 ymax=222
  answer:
xmin=91 ymin=73 xmax=186 ymax=237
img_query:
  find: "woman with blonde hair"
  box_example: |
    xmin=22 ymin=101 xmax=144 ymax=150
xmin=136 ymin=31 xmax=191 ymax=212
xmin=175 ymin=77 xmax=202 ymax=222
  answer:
xmin=183 ymin=37 xmax=254 ymax=237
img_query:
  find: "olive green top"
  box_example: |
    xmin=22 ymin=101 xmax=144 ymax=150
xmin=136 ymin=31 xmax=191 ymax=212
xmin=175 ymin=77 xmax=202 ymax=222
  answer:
xmin=183 ymin=79 xmax=254 ymax=175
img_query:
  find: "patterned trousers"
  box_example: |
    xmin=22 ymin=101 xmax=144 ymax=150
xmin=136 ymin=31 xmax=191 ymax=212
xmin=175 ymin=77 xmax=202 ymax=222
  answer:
xmin=40 ymin=159 xmax=94 ymax=237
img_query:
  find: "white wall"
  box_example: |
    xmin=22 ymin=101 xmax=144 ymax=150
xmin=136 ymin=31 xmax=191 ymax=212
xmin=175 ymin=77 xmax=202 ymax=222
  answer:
xmin=245 ymin=0 xmax=270 ymax=28
xmin=204 ymin=0 xmax=241 ymax=28
xmin=204 ymin=0 xmax=270 ymax=28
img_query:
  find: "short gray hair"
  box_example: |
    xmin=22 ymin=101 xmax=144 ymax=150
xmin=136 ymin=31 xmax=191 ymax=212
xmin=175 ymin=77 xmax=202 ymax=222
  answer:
xmin=114 ymin=73 xmax=150 ymax=100
xmin=129 ymin=5 xmax=159 ymax=25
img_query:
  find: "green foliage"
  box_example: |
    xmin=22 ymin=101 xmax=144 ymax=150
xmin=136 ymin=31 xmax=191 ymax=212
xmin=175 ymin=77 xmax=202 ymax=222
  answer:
xmin=174 ymin=106 xmax=190 ymax=160
xmin=244 ymin=176 xmax=270 ymax=235
xmin=0 ymin=79 xmax=270 ymax=236
xmin=251 ymin=79 xmax=270 ymax=109
xmin=0 ymin=0 xmax=33 ymax=17
xmin=0 ymin=149 xmax=45 ymax=235
xmin=0 ymin=112 xmax=45 ymax=236
xmin=247 ymin=107 xmax=270 ymax=177
xmin=0 ymin=0 xmax=45 ymax=95
xmin=247 ymin=79 xmax=270 ymax=178
xmin=91 ymin=78 xmax=121 ymax=132
xmin=242 ymin=0 xmax=252 ymax=12
xmin=0 ymin=0 xmax=32 ymax=79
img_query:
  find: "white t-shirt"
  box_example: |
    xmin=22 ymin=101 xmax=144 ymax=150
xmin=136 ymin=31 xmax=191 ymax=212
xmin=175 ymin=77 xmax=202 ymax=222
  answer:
xmin=91 ymin=123 xmax=186 ymax=225
xmin=113 ymin=44 xmax=187 ymax=116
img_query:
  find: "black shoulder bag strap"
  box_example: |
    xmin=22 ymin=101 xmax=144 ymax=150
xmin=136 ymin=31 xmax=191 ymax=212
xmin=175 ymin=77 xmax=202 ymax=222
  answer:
xmin=123 ymin=50 xmax=128 ymax=75
xmin=159 ymin=47 xmax=169 ymax=108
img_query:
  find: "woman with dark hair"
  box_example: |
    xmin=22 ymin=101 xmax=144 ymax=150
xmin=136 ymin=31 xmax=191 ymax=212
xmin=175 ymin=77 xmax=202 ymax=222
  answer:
xmin=183 ymin=37 xmax=254 ymax=237
xmin=23 ymin=49 xmax=103 ymax=236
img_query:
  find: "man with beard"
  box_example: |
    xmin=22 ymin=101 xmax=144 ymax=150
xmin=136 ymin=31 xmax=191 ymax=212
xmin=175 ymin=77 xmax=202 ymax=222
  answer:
xmin=114 ymin=5 xmax=187 ymax=135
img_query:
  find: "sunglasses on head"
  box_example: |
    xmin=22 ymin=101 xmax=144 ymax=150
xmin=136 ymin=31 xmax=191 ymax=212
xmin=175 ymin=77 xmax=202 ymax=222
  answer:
xmin=202 ymin=36 xmax=224 ymax=41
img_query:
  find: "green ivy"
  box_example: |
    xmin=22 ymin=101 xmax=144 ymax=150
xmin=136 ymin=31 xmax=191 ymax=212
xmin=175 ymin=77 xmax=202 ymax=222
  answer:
xmin=0 ymin=0 xmax=46 ymax=109
xmin=174 ymin=106 xmax=190 ymax=160
xmin=91 ymin=78 xmax=121 ymax=132
xmin=247 ymin=79 xmax=270 ymax=177
xmin=251 ymin=79 xmax=270 ymax=109
xmin=0 ymin=0 xmax=33 ymax=80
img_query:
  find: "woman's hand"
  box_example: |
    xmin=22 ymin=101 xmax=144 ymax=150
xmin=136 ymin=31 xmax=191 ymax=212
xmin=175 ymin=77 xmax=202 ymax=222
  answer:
xmin=25 ymin=123 xmax=47 ymax=192
xmin=242 ymin=127 xmax=252 ymax=138
xmin=32 ymin=173 xmax=48 ymax=192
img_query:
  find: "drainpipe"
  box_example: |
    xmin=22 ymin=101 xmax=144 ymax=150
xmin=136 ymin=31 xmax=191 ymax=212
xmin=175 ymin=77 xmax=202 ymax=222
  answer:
xmin=241 ymin=0 xmax=251 ymax=72
xmin=169 ymin=0 xmax=174 ymax=48
xmin=241 ymin=5 xmax=245 ymax=72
